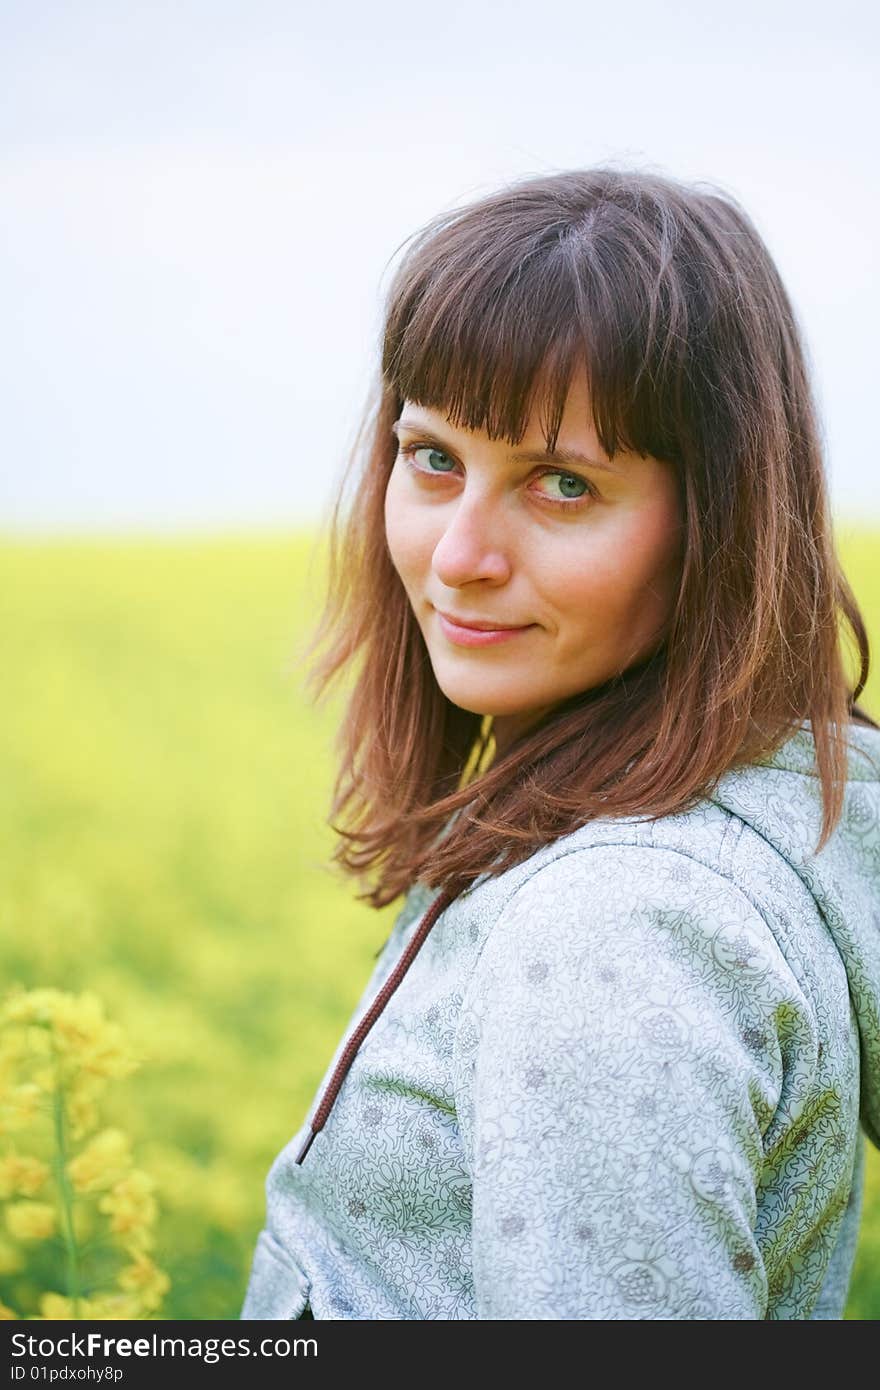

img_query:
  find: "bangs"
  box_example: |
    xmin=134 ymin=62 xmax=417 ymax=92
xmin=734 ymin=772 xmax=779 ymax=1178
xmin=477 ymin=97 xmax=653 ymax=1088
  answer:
xmin=381 ymin=219 xmax=663 ymax=461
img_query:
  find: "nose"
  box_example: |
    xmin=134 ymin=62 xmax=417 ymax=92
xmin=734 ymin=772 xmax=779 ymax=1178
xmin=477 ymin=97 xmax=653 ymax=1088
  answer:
xmin=430 ymin=492 xmax=513 ymax=589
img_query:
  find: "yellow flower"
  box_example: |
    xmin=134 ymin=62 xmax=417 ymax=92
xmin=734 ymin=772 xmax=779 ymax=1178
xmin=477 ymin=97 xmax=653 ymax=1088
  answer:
xmin=68 ymin=1128 xmax=132 ymax=1193
xmin=0 ymin=1237 xmax=23 ymax=1275
xmin=1 ymin=990 xmax=138 ymax=1084
xmin=66 ymin=1082 xmax=99 ymax=1142
xmin=0 ymin=1151 xmax=50 ymax=1199
xmin=0 ymin=1024 xmax=25 ymax=1059
xmin=0 ymin=1082 xmax=43 ymax=1135
xmin=37 ymin=1293 xmax=75 ymax=1320
xmin=2 ymin=989 xmax=62 ymax=1027
xmin=98 ymin=1169 xmax=157 ymax=1247
xmin=0 ymin=1301 xmax=18 ymax=1319
xmin=81 ymin=1293 xmax=142 ymax=1320
xmin=118 ymin=1253 xmax=171 ymax=1312
xmin=6 ymin=1201 xmax=56 ymax=1240
xmin=0 ymin=1027 xmax=27 ymax=1083
xmin=34 ymin=1290 xmax=141 ymax=1321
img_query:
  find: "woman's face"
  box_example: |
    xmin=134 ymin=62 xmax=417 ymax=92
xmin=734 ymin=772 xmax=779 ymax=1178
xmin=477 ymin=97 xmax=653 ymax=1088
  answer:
xmin=383 ymin=369 xmax=685 ymax=754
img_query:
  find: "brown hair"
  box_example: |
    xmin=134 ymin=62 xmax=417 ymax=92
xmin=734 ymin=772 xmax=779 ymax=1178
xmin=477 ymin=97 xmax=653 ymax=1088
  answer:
xmin=300 ymin=165 xmax=878 ymax=910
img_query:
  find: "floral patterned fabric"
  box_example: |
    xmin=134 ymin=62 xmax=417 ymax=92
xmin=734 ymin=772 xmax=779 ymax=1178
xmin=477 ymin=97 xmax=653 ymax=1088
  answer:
xmin=241 ymin=722 xmax=880 ymax=1319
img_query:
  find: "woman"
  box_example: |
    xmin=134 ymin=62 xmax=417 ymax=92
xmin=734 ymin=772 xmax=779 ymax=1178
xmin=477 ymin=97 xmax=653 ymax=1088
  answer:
xmin=241 ymin=167 xmax=880 ymax=1320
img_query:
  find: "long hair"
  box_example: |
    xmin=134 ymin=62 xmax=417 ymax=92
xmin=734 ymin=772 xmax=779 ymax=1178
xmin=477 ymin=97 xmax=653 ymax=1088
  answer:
xmin=299 ymin=165 xmax=878 ymax=910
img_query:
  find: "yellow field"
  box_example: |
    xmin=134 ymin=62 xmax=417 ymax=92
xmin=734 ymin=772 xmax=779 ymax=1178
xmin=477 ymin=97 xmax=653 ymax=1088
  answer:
xmin=1 ymin=529 xmax=878 ymax=1319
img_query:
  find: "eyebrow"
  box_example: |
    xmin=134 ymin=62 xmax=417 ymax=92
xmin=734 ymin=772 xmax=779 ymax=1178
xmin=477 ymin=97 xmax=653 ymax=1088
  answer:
xmin=391 ymin=417 xmax=624 ymax=475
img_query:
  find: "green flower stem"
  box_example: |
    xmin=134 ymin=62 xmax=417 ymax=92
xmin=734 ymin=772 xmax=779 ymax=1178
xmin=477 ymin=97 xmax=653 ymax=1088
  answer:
xmin=51 ymin=1041 xmax=82 ymax=1319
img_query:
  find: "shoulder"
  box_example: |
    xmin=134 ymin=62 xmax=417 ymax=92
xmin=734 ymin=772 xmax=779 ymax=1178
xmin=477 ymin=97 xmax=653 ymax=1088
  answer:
xmin=463 ymin=836 xmax=796 ymax=1007
xmin=449 ymin=834 xmax=805 ymax=1196
xmin=450 ymin=825 xmax=830 ymax=1118
xmin=453 ymin=790 xmax=826 ymax=986
xmin=451 ymin=830 xmax=828 ymax=1154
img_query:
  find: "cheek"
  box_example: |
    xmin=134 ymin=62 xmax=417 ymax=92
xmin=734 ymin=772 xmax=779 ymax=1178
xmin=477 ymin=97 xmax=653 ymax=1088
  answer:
xmin=384 ymin=467 xmax=430 ymax=590
xmin=551 ymin=504 xmax=682 ymax=632
xmin=609 ymin=504 xmax=683 ymax=626
xmin=383 ymin=470 xmax=410 ymax=575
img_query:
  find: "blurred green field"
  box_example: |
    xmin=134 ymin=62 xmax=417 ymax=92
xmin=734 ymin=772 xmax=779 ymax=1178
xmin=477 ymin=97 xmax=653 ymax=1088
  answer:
xmin=1 ymin=527 xmax=878 ymax=1320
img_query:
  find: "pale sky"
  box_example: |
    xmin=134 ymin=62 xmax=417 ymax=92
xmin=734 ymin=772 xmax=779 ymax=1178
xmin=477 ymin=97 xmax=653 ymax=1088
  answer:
xmin=2 ymin=0 xmax=878 ymax=532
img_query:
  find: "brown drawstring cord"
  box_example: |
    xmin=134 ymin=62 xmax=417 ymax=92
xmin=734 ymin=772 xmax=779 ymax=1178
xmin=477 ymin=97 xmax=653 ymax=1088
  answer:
xmin=294 ymin=888 xmax=458 ymax=1164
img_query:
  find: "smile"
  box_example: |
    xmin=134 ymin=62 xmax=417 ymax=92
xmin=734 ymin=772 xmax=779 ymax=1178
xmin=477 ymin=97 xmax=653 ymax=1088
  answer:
xmin=435 ymin=611 xmax=535 ymax=647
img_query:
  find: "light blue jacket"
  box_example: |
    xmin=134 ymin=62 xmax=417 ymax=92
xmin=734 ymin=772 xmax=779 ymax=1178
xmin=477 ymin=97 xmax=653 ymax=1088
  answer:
xmin=241 ymin=722 xmax=880 ymax=1319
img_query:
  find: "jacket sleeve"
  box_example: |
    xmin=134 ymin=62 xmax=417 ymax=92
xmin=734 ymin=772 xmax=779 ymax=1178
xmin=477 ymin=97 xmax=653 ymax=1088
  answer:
xmin=452 ymin=842 xmax=802 ymax=1319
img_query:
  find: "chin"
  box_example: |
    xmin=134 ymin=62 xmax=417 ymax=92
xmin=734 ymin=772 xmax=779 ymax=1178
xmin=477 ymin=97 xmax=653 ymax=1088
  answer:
xmin=440 ymin=694 xmax=494 ymax=717
xmin=431 ymin=665 xmax=539 ymax=715
xmin=438 ymin=687 xmax=534 ymax=719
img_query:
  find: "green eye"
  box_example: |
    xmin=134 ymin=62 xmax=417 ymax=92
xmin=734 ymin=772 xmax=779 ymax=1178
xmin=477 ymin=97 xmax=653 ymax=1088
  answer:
xmin=411 ymin=446 xmax=455 ymax=473
xmin=531 ymin=469 xmax=596 ymax=508
xmin=547 ymin=473 xmax=588 ymax=499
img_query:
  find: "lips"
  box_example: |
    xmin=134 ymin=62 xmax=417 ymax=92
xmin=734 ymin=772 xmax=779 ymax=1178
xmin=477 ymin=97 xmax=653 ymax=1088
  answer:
xmin=435 ymin=608 xmax=528 ymax=632
xmin=434 ymin=609 xmax=535 ymax=649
